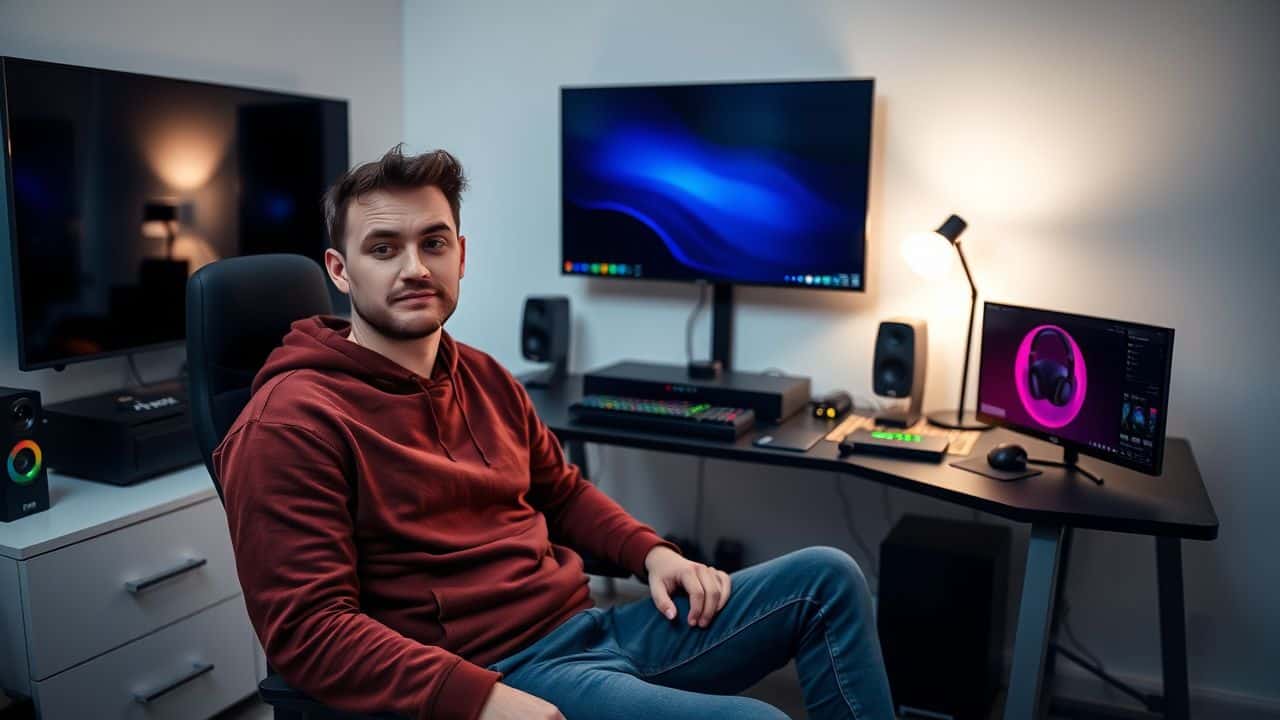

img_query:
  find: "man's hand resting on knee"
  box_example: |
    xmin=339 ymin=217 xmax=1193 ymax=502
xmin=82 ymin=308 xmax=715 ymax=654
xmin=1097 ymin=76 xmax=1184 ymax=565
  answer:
xmin=645 ymin=546 xmax=733 ymax=628
xmin=478 ymin=682 xmax=564 ymax=720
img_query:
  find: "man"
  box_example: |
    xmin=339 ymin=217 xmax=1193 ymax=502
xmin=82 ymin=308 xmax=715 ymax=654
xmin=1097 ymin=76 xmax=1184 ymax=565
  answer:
xmin=216 ymin=145 xmax=893 ymax=720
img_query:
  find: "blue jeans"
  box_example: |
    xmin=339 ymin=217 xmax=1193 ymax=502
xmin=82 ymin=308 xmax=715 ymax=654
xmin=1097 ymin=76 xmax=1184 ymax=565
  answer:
xmin=488 ymin=547 xmax=894 ymax=719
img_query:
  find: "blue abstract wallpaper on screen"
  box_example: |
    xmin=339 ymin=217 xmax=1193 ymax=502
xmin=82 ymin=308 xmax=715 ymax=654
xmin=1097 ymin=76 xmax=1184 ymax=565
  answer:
xmin=561 ymin=79 xmax=873 ymax=289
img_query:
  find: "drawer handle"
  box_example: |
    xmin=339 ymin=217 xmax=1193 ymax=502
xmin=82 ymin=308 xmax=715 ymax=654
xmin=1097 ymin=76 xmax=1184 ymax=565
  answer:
xmin=125 ymin=557 xmax=208 ymax=594
xmin=132 ymin=661 xmax=215 ymax=704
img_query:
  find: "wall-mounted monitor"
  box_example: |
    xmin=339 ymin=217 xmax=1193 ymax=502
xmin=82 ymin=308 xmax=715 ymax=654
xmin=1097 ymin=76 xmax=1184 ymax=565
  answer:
xmin=561 ymin=78 xmax=873 ymax=291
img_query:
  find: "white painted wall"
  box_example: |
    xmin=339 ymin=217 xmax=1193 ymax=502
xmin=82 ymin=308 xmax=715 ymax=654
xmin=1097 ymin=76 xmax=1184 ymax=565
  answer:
xmin=403 ymin=0 xmax=1280 ymax=709
xmin=0 ymin=0 xmax=403 ymax=402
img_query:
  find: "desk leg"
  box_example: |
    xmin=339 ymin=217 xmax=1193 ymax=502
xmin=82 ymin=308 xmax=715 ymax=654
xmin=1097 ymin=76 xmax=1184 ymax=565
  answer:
xmin=1044 ymin=527 xmax=1075 ymax=683
xmin=1004 ymin=523 xmax=1064 ymax=720
xmin=1157 ymin=537 xmax=1190 ymax=720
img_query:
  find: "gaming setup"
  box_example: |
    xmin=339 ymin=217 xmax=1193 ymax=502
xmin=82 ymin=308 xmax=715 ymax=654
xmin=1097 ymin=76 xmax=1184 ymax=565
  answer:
xmin=552 ymin=78 xmax=1176 ymax=488
xmin=0 ymin=60 xmax=1176 ymax=524
xmin=0 ymin=56 xmax=1194 ymax=720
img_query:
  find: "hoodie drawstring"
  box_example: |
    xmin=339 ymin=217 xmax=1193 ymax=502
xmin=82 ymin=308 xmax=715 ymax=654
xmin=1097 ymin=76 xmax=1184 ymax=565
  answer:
xmin=455 ymin=391 xmax=492 ymax=467
xmin=423 ymin=393 xmax=457 ymax=463
xmin=419 ymin=348 xmax=492 ymax=467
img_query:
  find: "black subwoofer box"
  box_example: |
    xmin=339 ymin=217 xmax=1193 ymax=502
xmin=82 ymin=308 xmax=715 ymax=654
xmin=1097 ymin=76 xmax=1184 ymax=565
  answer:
xmin=878 ymin=514 xmax=1011 ymax=720
xmin=43 ymin=380 xmax=200 ymax=486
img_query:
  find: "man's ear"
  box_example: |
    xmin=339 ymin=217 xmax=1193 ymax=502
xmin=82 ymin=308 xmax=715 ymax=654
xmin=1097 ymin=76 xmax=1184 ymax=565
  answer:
xmin=458 ymin=234 xmax=466 ymax=280
xmin=324 ymin=248 xmax=351 ymax=295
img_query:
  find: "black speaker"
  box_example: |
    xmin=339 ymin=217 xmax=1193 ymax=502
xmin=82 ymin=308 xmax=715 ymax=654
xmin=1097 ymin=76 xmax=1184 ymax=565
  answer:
xmin=2 ymin=387 xmax=51 ymax=522
xmin=878 ymin=515 xmax=1010 ymax=720
xmin=521 ymin=296 xmax=570 ymax=388
xmin=873 ymin=318 xmax=927 ymax=427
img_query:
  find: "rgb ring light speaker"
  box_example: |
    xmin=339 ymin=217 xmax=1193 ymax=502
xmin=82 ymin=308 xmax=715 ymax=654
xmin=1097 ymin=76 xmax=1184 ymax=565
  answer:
xmin=1028 ymin=328 xmax=1075 ymax=407
xmin=2 ymin=388 xmax=51 ymax=521
xmin=7 ymin=440 xmax=42 ymax=486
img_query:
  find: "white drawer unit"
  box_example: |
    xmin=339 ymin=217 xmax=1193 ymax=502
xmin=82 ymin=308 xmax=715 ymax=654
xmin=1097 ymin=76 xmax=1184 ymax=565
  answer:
xmin=32 ymin=596 xmax=258 ymax=720
xmin=21 ymin=497 xmax=242 ymax=679
xmin=0 ymin=468 xmax=260 ymax=719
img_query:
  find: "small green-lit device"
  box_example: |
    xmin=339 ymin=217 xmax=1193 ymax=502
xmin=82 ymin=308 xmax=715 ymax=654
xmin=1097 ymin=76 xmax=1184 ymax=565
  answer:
xmin=838 ymin=428 xmax=949 ymax=462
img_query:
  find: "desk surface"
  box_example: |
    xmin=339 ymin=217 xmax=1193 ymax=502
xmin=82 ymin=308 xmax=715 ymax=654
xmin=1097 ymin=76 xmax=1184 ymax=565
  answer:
xmin=0 ymin=464 xmax=215 ymax=560
xmin=530 ymin=377 xmax=1218 ymax=541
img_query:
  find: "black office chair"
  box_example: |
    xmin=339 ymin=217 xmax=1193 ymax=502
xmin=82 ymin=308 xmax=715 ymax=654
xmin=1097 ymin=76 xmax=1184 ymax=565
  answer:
xmin=187 ymin=254 xmax=397 ymax=720
xmin=186 ymin=254 xmax=629 ymax=719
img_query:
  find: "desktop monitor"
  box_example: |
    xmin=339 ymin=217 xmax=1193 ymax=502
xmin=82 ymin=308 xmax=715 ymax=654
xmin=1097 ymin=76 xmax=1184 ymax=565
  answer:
xmin=976 ymin=302 xmax=1175 ymax=475
xmin=561 ymin=78 xmax=873 ymax=290
xmin=1 ymin=56 xmax=349 ymax=370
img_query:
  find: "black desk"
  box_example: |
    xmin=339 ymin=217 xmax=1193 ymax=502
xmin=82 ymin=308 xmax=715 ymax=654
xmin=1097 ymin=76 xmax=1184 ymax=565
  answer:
xmin=529 ymin=376 xmax=1219 ymax=720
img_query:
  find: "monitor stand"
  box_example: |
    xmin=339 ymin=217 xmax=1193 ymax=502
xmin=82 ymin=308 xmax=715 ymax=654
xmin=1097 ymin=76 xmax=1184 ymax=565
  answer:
xmin=1028 ymin=447 xmax=1104 ymax=486
xmin=711 ymin=283 xmax=733 ymax=370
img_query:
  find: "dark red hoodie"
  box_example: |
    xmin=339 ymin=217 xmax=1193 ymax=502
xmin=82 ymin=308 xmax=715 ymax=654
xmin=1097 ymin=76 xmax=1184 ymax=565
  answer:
xmin=214 ymin=316 xmax=673 ymax=720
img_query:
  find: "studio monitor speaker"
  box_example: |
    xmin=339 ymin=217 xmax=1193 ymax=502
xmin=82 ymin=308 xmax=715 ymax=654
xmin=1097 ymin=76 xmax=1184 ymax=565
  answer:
xmin=521 ymin=296 xmax=570 ymax=388
xmin=2 ymin=387 xmax=51 ymax=522
xmin=873 ymin=318 xmax=927 ymax=427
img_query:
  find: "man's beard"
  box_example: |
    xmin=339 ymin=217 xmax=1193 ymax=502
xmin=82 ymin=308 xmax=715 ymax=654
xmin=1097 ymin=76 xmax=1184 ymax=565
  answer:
xmin=349 ymin=283 xmax=458 ymax=341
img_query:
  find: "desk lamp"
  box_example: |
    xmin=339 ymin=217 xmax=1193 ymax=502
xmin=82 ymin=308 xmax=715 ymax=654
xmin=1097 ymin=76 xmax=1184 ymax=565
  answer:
xmin=143 ymin=201 xmax=180 ymax=259
xmin=900 ymin=214 xmax=991 ymax=431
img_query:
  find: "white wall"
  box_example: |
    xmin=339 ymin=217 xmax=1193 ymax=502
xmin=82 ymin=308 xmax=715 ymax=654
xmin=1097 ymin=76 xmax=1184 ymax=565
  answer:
xmin=0 ymin=0 xmax=403 ymax=402
xmin=403 ymin=0 xmax=1280 ymax=710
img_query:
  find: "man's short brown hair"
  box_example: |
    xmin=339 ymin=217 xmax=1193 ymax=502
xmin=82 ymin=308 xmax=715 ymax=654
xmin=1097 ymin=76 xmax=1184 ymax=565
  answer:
xmin=323 ymin=144 xmax=468 ymax=252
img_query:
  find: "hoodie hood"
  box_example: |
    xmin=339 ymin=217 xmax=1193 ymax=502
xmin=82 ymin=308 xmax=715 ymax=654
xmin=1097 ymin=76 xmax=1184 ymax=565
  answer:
xmin=254 ymin=315 xmax=491 ymax=465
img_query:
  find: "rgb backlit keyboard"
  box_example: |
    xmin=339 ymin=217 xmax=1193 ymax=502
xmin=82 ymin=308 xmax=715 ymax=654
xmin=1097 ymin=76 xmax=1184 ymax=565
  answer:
xmin=569 ymin=394 xmax=756 ymax=441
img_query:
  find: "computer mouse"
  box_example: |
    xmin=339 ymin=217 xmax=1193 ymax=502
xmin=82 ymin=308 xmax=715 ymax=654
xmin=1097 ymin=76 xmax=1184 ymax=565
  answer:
xmin=987 ymin=443 xmax=1028 ymax=472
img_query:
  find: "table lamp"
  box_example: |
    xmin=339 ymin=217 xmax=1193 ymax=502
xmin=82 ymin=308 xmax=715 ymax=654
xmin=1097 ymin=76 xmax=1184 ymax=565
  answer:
xmin=900 ymin=214 xmax=991 ymax=431
xmin=143 ymin=201 xmax=179 ymax=259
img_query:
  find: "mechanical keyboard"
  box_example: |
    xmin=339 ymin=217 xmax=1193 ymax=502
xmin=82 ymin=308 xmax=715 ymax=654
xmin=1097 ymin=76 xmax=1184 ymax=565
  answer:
xmin=569 ymin=394 xmax=756 ymax=441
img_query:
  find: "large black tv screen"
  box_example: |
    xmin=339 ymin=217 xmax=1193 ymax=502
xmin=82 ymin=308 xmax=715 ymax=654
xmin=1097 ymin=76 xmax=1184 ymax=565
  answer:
xmin=1 ymin=57 xmax=348 ymax=370
xmin=561 ymin=78 xmax=873 ymax=290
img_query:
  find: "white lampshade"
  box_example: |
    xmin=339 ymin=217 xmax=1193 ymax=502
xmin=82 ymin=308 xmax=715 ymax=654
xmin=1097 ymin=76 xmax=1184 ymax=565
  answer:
xmin=900 ymin=229 xmax=956 ymax=279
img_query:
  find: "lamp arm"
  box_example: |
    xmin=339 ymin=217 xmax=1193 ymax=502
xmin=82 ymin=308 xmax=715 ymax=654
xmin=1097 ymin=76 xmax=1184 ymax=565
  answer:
xmin=954 ymin=241 xmax=978 ymax=424
xmin=955 ymin=240 xmax=978 ymax=301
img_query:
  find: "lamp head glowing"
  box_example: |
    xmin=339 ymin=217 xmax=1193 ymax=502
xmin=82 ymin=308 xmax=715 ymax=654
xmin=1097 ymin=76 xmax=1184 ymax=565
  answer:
xmin=901 ymin=214 xmax=968 ymax=279
xmin=901 ymin=229 xmax=954 ymax=279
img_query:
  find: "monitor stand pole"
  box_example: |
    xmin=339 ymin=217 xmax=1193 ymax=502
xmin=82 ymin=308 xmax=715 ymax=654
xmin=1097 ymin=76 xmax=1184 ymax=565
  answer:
xmin=711 ymin=283 xmax=733 ymax=371
xmin=1029 ymin=447 xmax=1104 ymax=486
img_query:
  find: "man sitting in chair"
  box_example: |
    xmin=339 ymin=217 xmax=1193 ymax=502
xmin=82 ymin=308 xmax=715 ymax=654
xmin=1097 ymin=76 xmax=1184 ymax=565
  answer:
xmin=216 ymin=145 xmax=893 ymax=720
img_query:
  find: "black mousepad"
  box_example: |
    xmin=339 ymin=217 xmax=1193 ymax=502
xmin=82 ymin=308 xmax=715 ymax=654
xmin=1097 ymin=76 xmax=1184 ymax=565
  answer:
xmin=752 ymin=420 xmax=829 ymax=452
xmin=951 ymin=455 xmax=1043 ymax=482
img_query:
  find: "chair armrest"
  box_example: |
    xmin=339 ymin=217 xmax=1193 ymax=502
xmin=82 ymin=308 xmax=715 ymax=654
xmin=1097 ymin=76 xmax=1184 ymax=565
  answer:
xmin=259 ymin=673 xmax=406 ymax=719
xmin=576 ymin=549 xmax=632 ymax=579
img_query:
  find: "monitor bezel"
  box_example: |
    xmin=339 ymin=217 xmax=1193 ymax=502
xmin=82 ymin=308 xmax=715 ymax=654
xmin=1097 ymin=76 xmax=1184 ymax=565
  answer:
xmin=559 ymin=77 xmax=874 ymax=294
xmin=975 ymin=300 xmax=1175 ymax=477
xmin=1 ymin=55 xmax=347 ymax=371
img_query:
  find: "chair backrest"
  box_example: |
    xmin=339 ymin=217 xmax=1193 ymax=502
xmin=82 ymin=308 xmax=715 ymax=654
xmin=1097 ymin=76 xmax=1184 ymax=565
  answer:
xmin=185 ymin=254 xmax=333 ymax=501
